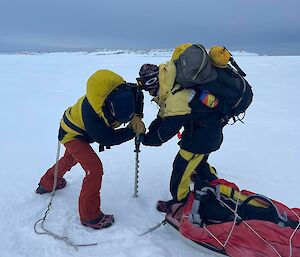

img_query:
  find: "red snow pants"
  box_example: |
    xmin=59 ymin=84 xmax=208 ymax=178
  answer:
xmin=39 ymin=139 xmax=103 ymax=220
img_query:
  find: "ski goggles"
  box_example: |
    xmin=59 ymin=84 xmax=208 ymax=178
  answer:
xmin=136 ymin=76 xmax=159 ymax=91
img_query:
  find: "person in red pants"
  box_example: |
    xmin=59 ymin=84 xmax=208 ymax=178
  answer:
xmin=36 ymin=70 xmax=145 ymax=229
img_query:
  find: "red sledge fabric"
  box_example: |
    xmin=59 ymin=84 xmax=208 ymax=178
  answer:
xmin=167 ymin=181 xmax=300 ymax=257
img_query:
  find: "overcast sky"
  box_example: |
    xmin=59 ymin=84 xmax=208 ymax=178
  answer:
xmin=0 ymin=0 xmax=299 ymax=55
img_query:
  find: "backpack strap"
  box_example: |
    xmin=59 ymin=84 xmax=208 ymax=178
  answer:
xmin=224 ymin=114 xmax=246 ymax=125
xmin=232 ymin=72 xmax=247 ymax=110
xmin=229 ymin=57 xmax=246 ymax=77
xmin=239 ymin=194 xmax=288 ymax=226
xmin=188 ymin=185 xmax=221 ymax=226
xmin=171 ymin=85 xmax=184 ymax=95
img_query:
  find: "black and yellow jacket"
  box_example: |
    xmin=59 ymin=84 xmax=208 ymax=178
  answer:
xmin=142 ymin=61 xmax=224 ymax=154
xmin=58 ymin=70 xmax=143 ymax=146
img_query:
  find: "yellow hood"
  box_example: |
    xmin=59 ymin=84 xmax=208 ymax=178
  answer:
xmin=86 ymin=70 xmax=125 ymax=115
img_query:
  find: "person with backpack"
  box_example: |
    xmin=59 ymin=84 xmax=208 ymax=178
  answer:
xmin=36 ymin=70 xmax=146 ymax=229
xmin=136 ymin=44 xmax=252 ymax=213
xmin=135 ymin=62 xmax=221 ymax=213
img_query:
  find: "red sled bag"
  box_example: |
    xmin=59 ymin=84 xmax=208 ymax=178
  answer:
xmin=165 ymin=179 xmax=300 ymax=257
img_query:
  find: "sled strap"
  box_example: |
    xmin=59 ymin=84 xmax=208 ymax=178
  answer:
xmin=204 ymin=191 xmax=283 ymax=257
xmin=202 ymin=190 xmax=242 ymax=249
xmin=203 ymin=226 xmax=225 ymax=248
xmin=140 ymin=220 xmax=166 ymax=236
xmin=240 ymin=220 xmax=282 ymax=256
xmin=198 ymin=186 xmax=220 ymax=198
xmin=219 ymin=194 xmax=282 ymax=256
xmin=189 ymin=187 xmax=220 ymax=226
xmin=189 ymin=190 xmax=202 ymax=226
xmin=289 ymin=210 xmax=300 ymax=257
xmin=223 ymin=190 xmax=241 ymax=247
xmin=241 ymin=194 xmax=288 ymax=226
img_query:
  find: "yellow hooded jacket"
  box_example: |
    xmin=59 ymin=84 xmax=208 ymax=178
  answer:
xmin=142 ymin=45 xmax=224 ymax=154
xmin=154 ymin=61 xmax=194 ymax=120
xmin=59 ymin=70 xmax=126 ymax=144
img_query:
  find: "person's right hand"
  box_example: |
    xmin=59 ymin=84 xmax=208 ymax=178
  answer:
xmin=129 ymin=115 xmax=146 ymax=135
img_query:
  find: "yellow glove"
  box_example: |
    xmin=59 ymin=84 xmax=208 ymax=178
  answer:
xmin=129 ymin=115 xmax=146 ymax=135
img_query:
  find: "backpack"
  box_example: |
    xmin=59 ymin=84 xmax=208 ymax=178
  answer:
xmin=191 ymin=179 xmax=298 ymax=229
xmin=175 ymin=44 xmax=217 ymax=86
xmin=174 ymin=44 xmax=253 ymax=123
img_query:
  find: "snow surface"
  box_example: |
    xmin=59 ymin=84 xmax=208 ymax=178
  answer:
xmin=0 ymin=51 xmax=299 ymax=257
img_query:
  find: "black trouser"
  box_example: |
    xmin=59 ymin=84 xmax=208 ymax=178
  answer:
xmin=170 ymin=149 xmax=218 ymax=201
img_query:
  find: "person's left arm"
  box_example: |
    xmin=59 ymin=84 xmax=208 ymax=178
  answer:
xmin=142 ymin=115 xmax=188 ymax=146
xmin=142 ymin=86 xmax=194 ymax=146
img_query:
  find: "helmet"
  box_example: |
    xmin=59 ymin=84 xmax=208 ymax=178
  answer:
xmin=136 ymin=64 xmax=159 ymax=94
xmin=209 ymin=46 xmax=231 ymax=68
xmin=105 ymin=88 xmax=135 ymax=124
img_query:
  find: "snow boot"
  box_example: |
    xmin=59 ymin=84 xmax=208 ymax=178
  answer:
xmin=35 ymin=178 xmax=67 ymax=194
xmin=156 ymin=199 xmax=176 ymax=213
xmin=81 ymin=213 xmax=114 ymax=229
